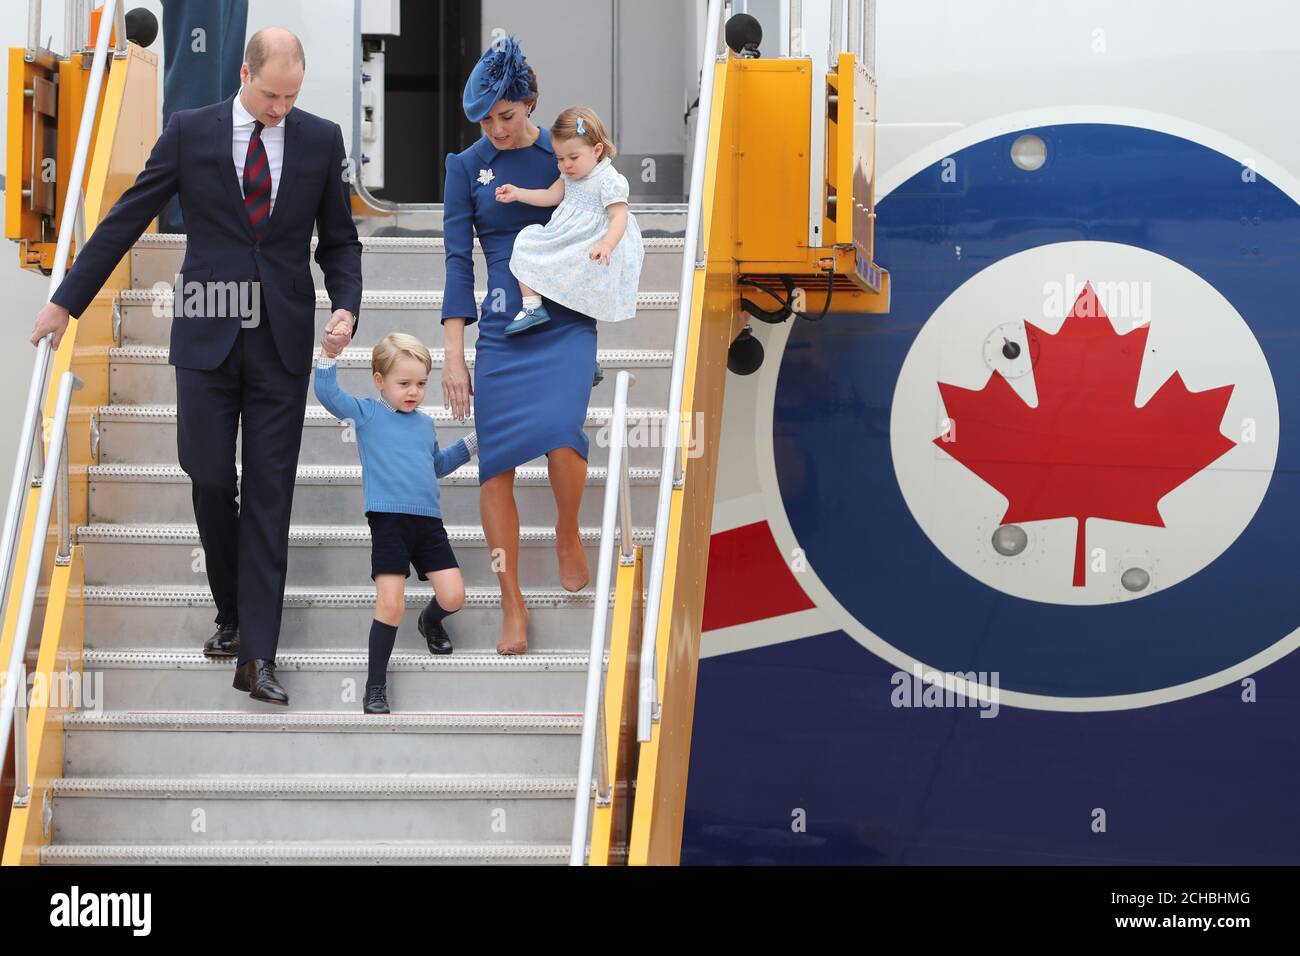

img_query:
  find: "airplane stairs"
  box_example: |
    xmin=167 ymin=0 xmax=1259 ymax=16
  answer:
xmin=37 ymin=225 xmax=684 ymax=865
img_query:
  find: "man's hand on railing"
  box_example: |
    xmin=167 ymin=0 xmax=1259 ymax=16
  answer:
xmin=30 ymin=302 xmax=71 ymax=349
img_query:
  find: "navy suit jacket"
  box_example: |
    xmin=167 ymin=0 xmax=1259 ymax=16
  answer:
xmin=52 ymin=93 xmax=363 ymax=376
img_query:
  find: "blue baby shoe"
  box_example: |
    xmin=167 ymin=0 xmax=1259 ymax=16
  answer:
xmin=505 ymin=303 xmax=551 ymax=336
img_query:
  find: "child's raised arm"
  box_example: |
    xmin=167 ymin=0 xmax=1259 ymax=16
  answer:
xmin=433 ymin=430 xmax=477 ymax=478
xmin=495 ymin=177 xmax=564 ymax=208
xmin=313 ymin=356 xmax=373 ymax=426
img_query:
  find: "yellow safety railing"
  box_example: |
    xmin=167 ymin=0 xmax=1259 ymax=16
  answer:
xmin=1 ymin=0 xmax=158 ymax=864
xmin=625 ymin=48 xmax=738 ymax=865
xmin=571 ymin=370 xmax=640 ymax=864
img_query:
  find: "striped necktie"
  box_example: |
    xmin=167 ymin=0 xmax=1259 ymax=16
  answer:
xmin=243 ymin=119 xmax=272 ymax=237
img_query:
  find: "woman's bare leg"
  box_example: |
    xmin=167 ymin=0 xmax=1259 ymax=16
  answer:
xmin=481 ymin=469 xmax=529 ymax=653
xmin=520 ymin=281 xmax=539 ymax=298
xmin=547 ymin=446 xmax=589 ymax=591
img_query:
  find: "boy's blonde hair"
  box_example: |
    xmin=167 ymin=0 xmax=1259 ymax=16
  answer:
xmin=550 ymin=106 xmax=617 ymax=160
xmin=371 ymin=332 xmax=432 ymax=377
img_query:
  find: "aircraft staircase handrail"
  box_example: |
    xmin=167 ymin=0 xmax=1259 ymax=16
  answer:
xmin=4 ymin=370 xmax=81 ymax=810
xmin=636 ymin=0 xmax=728 ymax=743
xmin=569 ymin=369 xmax=637 ymax=865
xmin=0 ymin=0 xmax=124 ymax=805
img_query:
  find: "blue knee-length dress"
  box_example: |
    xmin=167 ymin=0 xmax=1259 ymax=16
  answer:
xmin=442 ymin=127 xmax=598 ymax=483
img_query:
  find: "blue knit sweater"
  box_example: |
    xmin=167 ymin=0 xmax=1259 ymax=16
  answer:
xmin=312 ymin=356 xmax=475 ymax=518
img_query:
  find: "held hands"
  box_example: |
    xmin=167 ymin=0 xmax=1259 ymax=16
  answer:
xmin=320 ymin=309 xmax=355 ymax=358
xmin=30 ymin=302 xmax=71 ymax=349
xmin=495 ymin=184 xmax=519 ymax=204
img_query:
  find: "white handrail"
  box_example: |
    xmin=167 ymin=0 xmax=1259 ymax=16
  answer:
xmin=637 ymin=0 xmax=728 ymax=743
xmin=0 ymin=0 xmax=120 ymax=801
xmin=114 ymin=1 xmax=127 ymax=56
xmin=7 ymin=371 xmax=82 ymax=807
xmin=570 ymin=370 xmax=637 ymax=865
xmin=27 ymin=0 xmax=42 ymax=51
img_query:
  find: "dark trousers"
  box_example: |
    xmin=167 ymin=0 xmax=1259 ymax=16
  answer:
xmin=175 ymin=306 xmax=309 ymax=664
xmin=157 ymin=0 xmax=249 ymax=233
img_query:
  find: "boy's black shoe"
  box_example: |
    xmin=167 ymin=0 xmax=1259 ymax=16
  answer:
xmin=364 ymin=683 xmax=390 ymax=714
xmin=418 ymin=604 xmax=454 ymax=655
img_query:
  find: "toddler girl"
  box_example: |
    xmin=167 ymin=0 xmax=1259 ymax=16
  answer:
xmin=495 ymin=106 xmax=645 ymax=337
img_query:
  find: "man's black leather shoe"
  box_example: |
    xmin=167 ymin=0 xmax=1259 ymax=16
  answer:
xmin=418 ymin=605 xmax=453 ymax=655
xmin=232 ymin=659 xmax=289 ymax=706
xmin=363 ymin=683 xmax=390 ymax=714
xmin=203 ymin=623 xmax=239 ymax=659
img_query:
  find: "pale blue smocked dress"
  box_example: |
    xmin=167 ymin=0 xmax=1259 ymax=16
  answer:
xmin=509 ymin=157 xmax=644 ymax=323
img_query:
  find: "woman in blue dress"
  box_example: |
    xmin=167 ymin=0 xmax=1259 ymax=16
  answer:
xmin=441 ymin=37 xmax=599 ymax=654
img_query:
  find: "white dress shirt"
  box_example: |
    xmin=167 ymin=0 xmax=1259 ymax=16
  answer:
xmin=232 ymin=91 xmax=285 ymax=214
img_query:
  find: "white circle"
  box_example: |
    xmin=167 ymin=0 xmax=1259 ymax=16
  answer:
xmin=890 ymin=240 xmax=1278 ymax=605
xmin=1010 ymin=133 xmax=1048 ymax=170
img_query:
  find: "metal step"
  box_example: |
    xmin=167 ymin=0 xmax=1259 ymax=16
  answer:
xmin=63 ymin=711 xmax=583 ymax=777
xmin=117 ymin=297 xmax=679 ymax=352
xmin=107 ymin=344 xmax=675 ymax=408
xmin=82 ymin=585 xmax=617 ymax=654
xmin=50 ymin=774 xmax=587 ymax=844
xmin=94 ymin=403 xmax=670 ymax=469
xmin=115 ymin=289 xmax=681 ymax=352
xmin=77 ymin=523 xmax=652 ymax=588
xmin=87 ymin=463 xmax=662 ymax=526
xmin=129 ymin=233 xmax=687 ymax=292
xmin=41 ymin=841 xmax=572 ymax=865
xmin=82 ymin=648 xmax=601 ymax=713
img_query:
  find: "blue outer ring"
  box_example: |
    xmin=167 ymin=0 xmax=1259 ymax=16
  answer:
xmin=773 ymin=123 xmax=1300 ymax=697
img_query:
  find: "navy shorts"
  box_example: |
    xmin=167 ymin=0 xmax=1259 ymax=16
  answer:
xmin=365 ymin=511 xmax=459 ymax=581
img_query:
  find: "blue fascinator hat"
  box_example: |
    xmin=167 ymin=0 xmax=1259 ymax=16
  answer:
xmin=463 ymin=35 xmax=534 ymax=122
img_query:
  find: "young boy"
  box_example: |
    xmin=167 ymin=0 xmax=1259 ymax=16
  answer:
xmin=313 ymin=331 xmax=477 ymax=714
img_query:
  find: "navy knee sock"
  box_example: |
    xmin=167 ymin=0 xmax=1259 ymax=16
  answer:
xmin=421 ymin=595 xmax=455 ymax=628
xmin=367 ymin=619 xmax=399 ymax=687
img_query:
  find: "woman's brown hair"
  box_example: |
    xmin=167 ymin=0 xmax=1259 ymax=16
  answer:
xmin=521 ymin=63 xmax=539 ymax=112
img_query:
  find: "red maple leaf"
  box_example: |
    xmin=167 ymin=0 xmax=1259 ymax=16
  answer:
xmin=933 ymin=282 xmax=1237 ymax=587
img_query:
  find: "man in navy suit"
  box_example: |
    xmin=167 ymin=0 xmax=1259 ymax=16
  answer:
xmin=30 ymin=27 xmax=363 ymax=706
